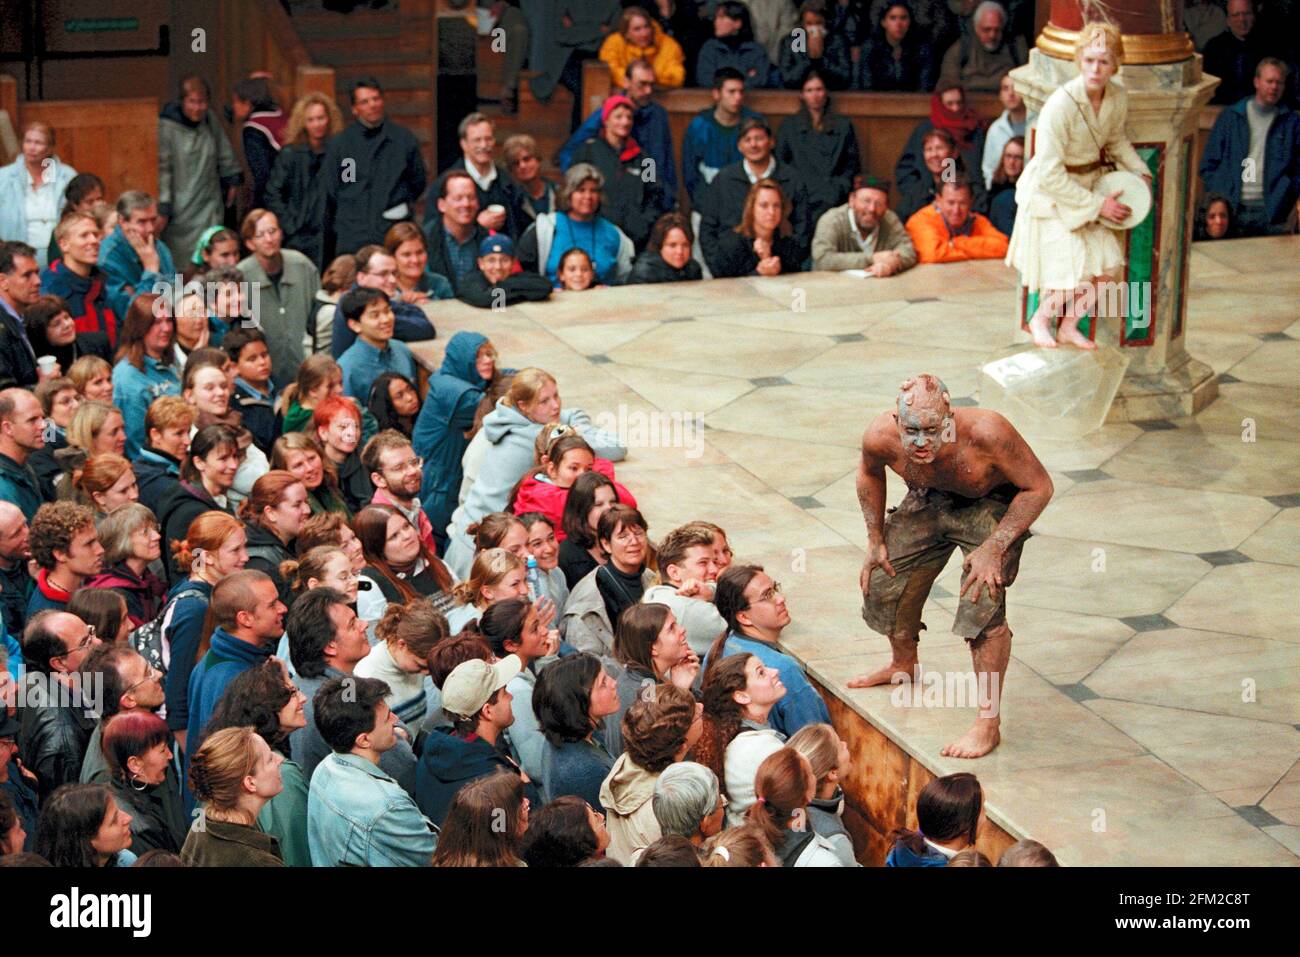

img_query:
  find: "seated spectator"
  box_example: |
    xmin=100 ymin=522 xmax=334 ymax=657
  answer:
xmin=447 ymin=548 xmax=526 ymax=635
xmin=239 ymin=471 xmax=311 ymax=603
xmin=887 ymin=771 xmax=984 ymax=866
xmin=155 ymin=426 xmax=241 ymax=574
xmin=625 ymin=212 xmax=703 ymax=284
xmin=35 ymin=782 xmax=134 ymax=867
xmin=189 ymin=227 xmax=241 ymax=277
xmin=180 ymin=361 xmax=268 ymax=508
xmin=535 ymin=653 xmax=620 ymax=810
xmin=778 ymin=69 xmax=862 ymax=228
xmin=24 ymin=295 xmax=110 ymax=384
xmin=200 ymin=658 xmax=310 ymax=867
xmin=422 ymin=171 xmax=490 ymax=297
xmin=709 ymin=563 xmax=830 ymax=738
xmin=27 ymin=503 xmax=104 ymax=617
xmin=746 ymin=747 xmax=847 ymax=866
xmin=895 ymin=89 xmax=987 ymax=221
xmin=787 ymin=722 xmax=856 ymax=865
xmin=431 ymin=769 xmax=529 ymax=867
xmin=0 ymin=713 xmax=39 ymax=852
xmin=433 ymin=113 xmax=525 ymax=240
xmin=986 ymin=135 xmax=1023 ymax=237
xmin=221 ymin=327 xmax=276 ymax=456
xmin=18 ymin=611 xmax=102 ymax=798
xmin=0 ymin=503 xmax=30 ymax=638
xmin=383 ymin=221 xmax=454 ymax=305
xmin=363 ymin=429 xmax=436 ymax=554
xmin=355 ymin=595 xmax=446 ymax=725
xmin=513 ymin=425 xmax=636 ymax=546
xmin=366 ymin=372 xmax=420 ymax=439
xmin=906 ymin=177 xmax=1009 ymax=263
xmin=642 ymin=524 xmax=729 ymax=657
xmin=231 ymin=76 xmax=286 ymax=210
xmin=681 ymin=67 xmax=762 ymax=217
xmin=558 ymin=471 xmax=622 ymax=588
xmin=266 ymin=91 xmax=344 ymax=270
xmin=235 ymin=209 xmax=320 ymax=389
xmin=307 ymin=255 xmax=353 ymax=357
xmin=699 ymin=821 xmax=777 ymax=867
xmin=100 ymin=712 xmax=186 ymax=855
xmin=110 ymin=293 xmax=182 ymax=458
xmin=563 ymin=505 xmax=656 ymax=657
xmin=0 ymin=241 xmax=43 ymax=389
xmin=708 ymin=180 xmax=805 ymax=277
xmin=982 ymin=72 xmax=1027 ymax=189
xmin=85 ymin=503 xmax=166 ymax=626
xmin=779 ymin=2 xmax=853 ymax=90
xmin=517 ymin=165 xmax=636 ymax=286
xmin=998 ymin=837 xmax=1060 ymax=867
xmin=700 ymin=118 xmax=811 ymax=274
xmin=936 ymin=1 xmax=1026 ymax=93
xmin=504 ymin=135 xmax=559 ymax=229
xmin=181 ymin=726 xmax=284 ymax=866
xmin=308 ymin=674 xmax=436 ymax=866
xmin=335 ymin=288 xmax=418 ymax=404
xmin=30 ymin=376 xmax=79 ymax=491
xmin=353 ymin=504 xmax=457 ymax=626
xmin=652 ymin=760 xmax=726 ymax=848
xmin=0 ymin=122 xmax=78 ymax=269
xmin=557 ymin=248 xmax=598 ymax=290
xmin=313 ymin=397 xmax=372 ymax=514
xmin=331 ymin=244 xmax=438 ymax=357
xmin=519 ymin=512 xmax=570 ymax=610
xmin=1205 ymin=0 xmax=1279 ymax=105
xmin=572 ymin=96 xmax=665 ymax=250
xmin=458 ymin=234 xmax=553 ymax=309
xmin=856 ymin=1 xmax=935 ymax=91
xmin=697 ymin=1 xmax=775 ymax=89
xmin=416 ymin=653 xmax=542 ymax=826
xmin=41 ymin=214 xmax=118 ymax=347
xmin=695 ymin=651 xmax=787 ymax=825
xmin=0 ymin=388 xmax=48 ymax=520
xmin=1195 ymin=193 xmax=1241 ymax=241
xmin=601 ymin=5 xmax=685 ymax=89
xmin=520 ymin=794 xmax=610 ymax=866
xmin=97 ymin=191 xmax=175 ymax=324
xmin=812 ymin=177 xmax=917 ymax=274
xmin=280 ymin=354 xmax=344 ymax=436
xmin=600 ymin=683 xmax=700 ymax=864
xmin=1199 ymin=58 xmax=1299 ymax=235
xmin=68 ymin=588 xmax=131 ymax=647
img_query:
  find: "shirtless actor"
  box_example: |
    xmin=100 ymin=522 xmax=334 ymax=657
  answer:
xmin=848 ymin=373 xmax=1053 ymax=758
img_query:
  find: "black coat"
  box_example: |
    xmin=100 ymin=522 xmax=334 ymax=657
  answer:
xmin=323 ymin=119 xmax=427 ymax=258
xmin=456 ymin=268 xmax=553 ymax=309
xmin=698 ymin=160 xmax=812 ymax=275
xmin=855 ymin=32 xmax=935 ymax=92
xmin=266 ymin=143 xmax=328 ymax=268
xmin=776 ymin=108 xmax=864 ymax=227
xmin=424 ymin=221 xmax=490 ymax=296
xmin=570 ymin=137 xmax=663 ymax=250
xmin=709 ymin=230 xmax=805 ymax=279
xmin=18 ymin=679 xmax=96 ymax=802
xmin=156 ymin=480 xmax=232 ymax=586
xmin=336 ymin=452 xmax=374 ymax=516
xmin=134 ymin=448 xmax=183 ymax=516
xmin=426 ymin=159 xmax=526 ymax=241
xmin=109 ymin=771 xmax=188 ymax=855
xmin=232 ymin=381 xmax=278 ymax=456
xmin=242 ymin=521 xmax=294 ymax=605
xmin=623 ymin=250 xmax=703 ymax=285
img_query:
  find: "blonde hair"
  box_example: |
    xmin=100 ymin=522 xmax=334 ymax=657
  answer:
xmin=279 ymin=545 xmax=347 ymax=593
xmin=1073 ymin=20 xmax=1123 ymax=64
xmin=284 ymin=91 xmax=345 ymax=146
xmin=700 ymin=823 xmax=775 ymax=867
xmin=66 ymin=401 xmax=121 ymax=453
xmin=787 ymin=723 xmax=840 ymax=784
xmin=451 ymin=547 xmax=525 ymax=606
xmin=188 ymin=726 xmax=259 ymax=811
xmin=502 ymin=368 xmax=556 ymax=413
xmin=67 ymin=356 xmax=112 ymax=396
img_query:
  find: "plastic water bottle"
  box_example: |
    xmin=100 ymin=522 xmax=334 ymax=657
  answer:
xmin=526 ymin=555 xmax=543 ymax=602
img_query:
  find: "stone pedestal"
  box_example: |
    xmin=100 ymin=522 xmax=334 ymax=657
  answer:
xmin=1008 ymin=40 xmax=1221 ymax=422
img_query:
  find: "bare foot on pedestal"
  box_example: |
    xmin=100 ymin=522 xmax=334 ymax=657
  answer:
xmin=941 ymin=718 xmax=1001 ymax=758
xmin=847 ymin=660 xmax=918 ymax=688
xmin=1056 ymin=321 xmax=1098 ymax=350
xmin=1027 ymin=311 xmax=1057 ymax=348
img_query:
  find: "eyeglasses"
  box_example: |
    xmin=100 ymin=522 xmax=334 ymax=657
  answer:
xmin=751 ymin=581 xmax=783 ymax=604
xmin=122 ymin=662 xmax=163 ymax=696
xmin=254 ymin=226 xmax=281 ymax=239
xmin=55 ymin=626 xmax=97 ymax=659
xmin=387 ymin=456 xmax=424 ymax=474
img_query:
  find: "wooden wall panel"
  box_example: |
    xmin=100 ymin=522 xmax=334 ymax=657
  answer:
xmin=19 ymin=97 xmax=159 ymax=200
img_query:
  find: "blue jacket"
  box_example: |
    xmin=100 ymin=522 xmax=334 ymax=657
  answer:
xmin=307 ymin=751 xmax=437 ymax=867
xmin=338 ymin=337 xmax=418 ymax=402
xmin=559 ymin=100 xmax=677 ymax=211
xmin=885 ymin=839 xmax=951 ymax=867
xmin=0 ymin=155 xmax=77 ymax=268
xmin=329 ymin=284 xmax=435 ymax=358
xmin=111 ymin=355 xmax=182 ymax=458
xmin=415 ymin=726 xmax=540 ymax=827
xmin=160 ymin=578 xmax=213 ymax=733
xmin=695 ymin=38 xmax=776 ymax=90
xmin=2 ymin=622 xmax=22 ymax=681
xmin=185 ymin=627 xmax=276 ymax=764
xmin=1199 ymin=97 xmax=1300 ymax=226
xmin=0 ymin=451 xmax=43 ymax=521
xmin=413 ymin=331 xmax=490 ymax=547
xmin=97 ymin=224 xmax=176 ymax=322
xmin=541 ymin=737 xmax=615 ymax=812
xmin=710 ymin=632 xmax=830 ymax=739
xmin=681 ymin=106 xmax=763 ymax=206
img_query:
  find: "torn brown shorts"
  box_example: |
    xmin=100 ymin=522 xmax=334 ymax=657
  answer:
xmin=861 ymin=485 xmax=1028 ymax=641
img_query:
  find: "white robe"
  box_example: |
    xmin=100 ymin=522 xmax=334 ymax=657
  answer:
xmin=1006 ymin=75 xmax=1149 ymax=292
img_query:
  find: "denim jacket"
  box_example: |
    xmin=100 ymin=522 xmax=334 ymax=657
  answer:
xmin=307 ymin=752 xmax=437 ymax=867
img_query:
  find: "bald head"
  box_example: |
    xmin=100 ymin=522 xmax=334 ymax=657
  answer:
xmin=895 ymin=374 xmax=954 ymax=462
xmin=0 ymin=501 xmax=28 ymax=562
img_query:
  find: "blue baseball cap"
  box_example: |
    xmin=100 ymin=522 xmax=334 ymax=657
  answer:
xmin=478 ymin=234 xmax=515 ymax=258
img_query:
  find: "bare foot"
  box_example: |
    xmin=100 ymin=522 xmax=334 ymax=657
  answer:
xmin=1027 ymin=310 xmax=1057 ymax=348
xmin=941 ymin=718 xmax=1001 ymax=759
xmin=847 ymin=660 xmax=918 ymax=688
xmin=1056 ymin=320 xmax=1098 ymax=350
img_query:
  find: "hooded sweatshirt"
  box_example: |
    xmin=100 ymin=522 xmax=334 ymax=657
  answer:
xmin=512 ymin=459 xmax=637 ymax=541
xmin=414 ymin=726 xmax=540 ymax=827
xmin=598 ymin=752 xmax=662 ymax=866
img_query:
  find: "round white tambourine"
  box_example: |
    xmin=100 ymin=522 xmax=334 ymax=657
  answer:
xmin=1096 ymin=170 xmax=1151 ymax=230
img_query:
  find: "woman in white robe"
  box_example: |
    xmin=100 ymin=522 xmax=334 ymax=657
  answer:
xmin=1006 ymin=21 xmax=1152 ymax=349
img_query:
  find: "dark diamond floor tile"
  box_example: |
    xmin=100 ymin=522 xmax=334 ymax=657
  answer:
xmin=1063 ymin=468 xmax=1111 ymax=483
xmin=749 ymin=376 xmax=791 ymax=387
xmin=949 ymin=396 xmax=978 ymax=407
xmin=1055 ymin=682 xmax=1101 ymax=703
xmin=587 ymin=353 xmax=612 ymax=364
xmin=663 ymin=315 xmax=694 ymax=323
xmin=1134 ymin=419 xmax=1178 ymax=432
xmin=831 ymin=332 xmax=866 ymax=343
xmin=1259 ymin=331 xmax=1291 ymax=342
xmin=1217 ymin=372 xmax=1241 ymax=384
xmin=907 ymin=296 xmax=938 ymax=303
xmin=1196 ymin=549 xmax=1253 ymax=566
xmin=1119 ymin=613 xmax=1176 ymax=632
xmin=1234 ymin=805 xmax=1284 ymax=828
xmin=1265 ymin=493 xmax=1300 ymax=509
xmin=788 ymin=495 xmax=824 ymax=509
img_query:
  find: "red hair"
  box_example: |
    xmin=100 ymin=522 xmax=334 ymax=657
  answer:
xmin=312 ymin=394 xmax=361 ymax=431
xmin=101 ymin=712 xmax=170 ymax=780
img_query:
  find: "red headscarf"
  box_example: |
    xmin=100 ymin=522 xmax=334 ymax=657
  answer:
xmin=929 ymin=91 xmax=983 ymax=152
xmin=600 ymin=94 xmax=641 ymax=163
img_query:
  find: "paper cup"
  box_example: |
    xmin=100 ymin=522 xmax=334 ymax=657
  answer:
xmin=37 ymin=355 xmax=57 ymax=375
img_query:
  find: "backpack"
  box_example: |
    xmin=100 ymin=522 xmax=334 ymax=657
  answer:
xmin=130 ymin=584 xmax=207 ymax=674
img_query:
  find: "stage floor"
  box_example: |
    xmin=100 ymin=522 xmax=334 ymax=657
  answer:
xmin=410 ymin=234 xmax=1300 ymax=866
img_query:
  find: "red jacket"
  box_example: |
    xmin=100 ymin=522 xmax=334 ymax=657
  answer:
xmin=513 ymin=459 xmax=636 ymax=542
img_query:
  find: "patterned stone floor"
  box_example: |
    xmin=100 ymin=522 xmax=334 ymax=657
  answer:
xmin=410 ymin=234 xmax=1300 ymax=866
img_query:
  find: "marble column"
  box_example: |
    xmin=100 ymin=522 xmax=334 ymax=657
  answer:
xmin=1008 ymin=7 xmax=1221 ymax=421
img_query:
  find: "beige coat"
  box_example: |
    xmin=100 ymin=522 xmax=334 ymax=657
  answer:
xmin=598 ymin=753 xmax=662 ymax=866
xmin=811 ymin=203 xmax=918 ymax=272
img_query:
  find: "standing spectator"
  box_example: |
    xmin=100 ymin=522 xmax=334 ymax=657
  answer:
xmin=936 ymin=1 xmax=1026 ymax=93
xmin=776 ymin=68 xmax=863 ymax=227
xmin=982 ymin=71 xmax=1027 ymax=190
xmin=562 ymin=505 xmax=657 ymax=658
xmin=236 ymin=208 xmax=321 ymax=390
xmin=1200 ymin=58 xmax=1300 ymax=234
xmin=110 ymin=294 xmax=182 ymax=458
xmin=516 ymin=165 xmax=636 ymax=286
xmin=44 ymin=173 xmax=105 ymax=267
xmin=1205 ymin=0 xmax=1279 ymax=105
xmin=223 ymin=327 xmax=277 ymax=456
xmin=355 ymin=596 xmax=446 ymax=727
xmin=529 ymin=1 xmax=622 ymax=131
xmin=366 ymin=372 xmax=420 ymax=439
xmin=280 ymin=355 xmax=344 ymax=436
xmin=750 ymin=0 xmax=803 ymax=64
xmin=422 ymin=171 xmax=490 ymax=297
xmin=272 ymin=433 xmax=349 ymax=517
xmin=29 ymin=376 xmax=77 ymax=493
xmin=0 ymin=503 xmax=30 ymax=637
xmin=430 ymin=769 xmax=529 ymax=867
xmin=181 ymin=726 xmax=285 ymax=866
xmin=894 ymin=86 xmax=987 ymax=220
xmin=189 ymin=226 xmax=241 ymax=278
xmin=625 ymin=212 xmax=704 ymax=283
xmin=0 ymin=389 xmax=46 ymax=520
xmin=313 ymin=397 xmax=372 ymax=514
xmin=157 ymin=75 xmax=243 ymax=267
xmin=907 ymin=176 xmax=1008 ymax=261
xmin=363 ymin=429 xmax=436 ymax=556
xmin=85 ymin=504 xmax=165 ymax=627
xmin=708 ymin=179 xmax=805 ymax=277
xmin=323 ymin=78 xmax=428 ymax=259
xmin=779 ymin=2 xmax=853 ymax=90
xmin=787 ymin=722 xmax=857 ymax=865
xmin=504 ymin=135 xmax=559 ymax=227
xmin=570 ymin=96 xmax=665 ymax=249
xmin=231 ymin=76 xmax=286 ymax=210
xmin=97 ymin=192 xmax=175 ymax=323
xmin=307 ymin=257 xmax=354 ymax=357
xmin=811 ymin=177 xmax=917 ymax=274
xmin=307 ymin=674 xmax=436 ymax=866
xmin=0 ymin=713 xmax=39 ymax=851
xmin=647 ymin=0 xmax=713 ymax=71
xmin=354 ymin=505 xmax=457 ymax=624
xmin=384 ymin=223 xmax=454 ymax=306
xmin=430 ymin=113 xmax=524 ymax=241
xmin=78 ymin=644 xmax=166 ymax=785
xmin=1195 ymin=193 xmax=1241 ymax=240
xmin=651 ymin=761 xmax=726 ymax=849
xmin=41 ymin=214 xmax=117 ymax=347
xmin=1186 ymin=0 xmax=1229 ymax=53
xmin=639 ymin=526 xmax=726 ymax=657
xmin=27 ymin=503 xmax=104 ymax=617
xmin=331 ymin=244 xmax=437 ymax=357
xmin=266 ymin=92 xmax=344 ymax=270
xmin=100 ymin=712 xmax=187 ymax=856
xmin=599 ymin=6 xmax=686 ymax=89
xmin=484 ymin=1 xmax=532 ymax=115
xmin=24 ymin=295 xmax=110 ymax=380
xmin=0 ymin=241 xmax=43 ymax=389
xmin=65 ymin=453 xmax=136 ymax=517
xmin=535 ymin=653 xmax=621 ymax=811
xmin=155 ymin=425 xmax=242 ymax=581
xmin=696 ymin=2 xmax=775 ymax=89
xmin=519 ymin=794 xmax=610 ymax=866
xmin=238 ymin=471 xmax=311 ymax=603
xmin=856 ymin=1 xmax=936 ymax=91
xmin=0 ymin=122 xmax=78 ymax=268
xmin=986 ymin=135 xmax=1023 ymax=237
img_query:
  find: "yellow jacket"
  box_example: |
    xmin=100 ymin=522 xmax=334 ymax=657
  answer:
xmin=598 ymin=21 xmax=685 ymax=89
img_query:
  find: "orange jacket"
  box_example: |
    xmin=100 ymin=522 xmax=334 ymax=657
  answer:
xmin=905 ymin=204 xmax=1009 ymax=263
xmin=598 ymin=21 xmax=685 ymax=89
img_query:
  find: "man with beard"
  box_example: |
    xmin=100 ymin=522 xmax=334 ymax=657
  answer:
xmin=811 ymin=178 xmax=917 ymax=274
xmin=363 ymin=430 xmax=438 ymax=557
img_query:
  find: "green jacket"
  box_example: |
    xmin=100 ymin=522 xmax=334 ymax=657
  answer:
xmin=257 ymin=758 xmax=310 ymax=867
xmin=237 ymin=250 xmax=321 ymax=390
xmin=158 ymin=102 xmax=243 ymax=268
